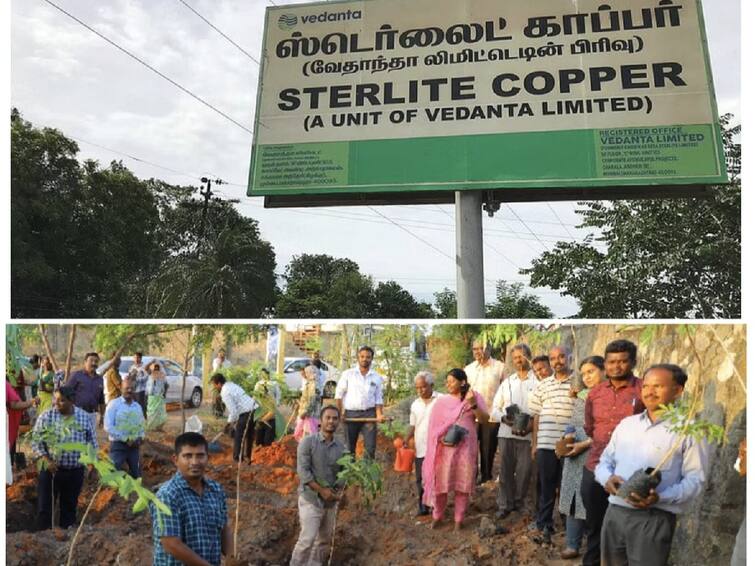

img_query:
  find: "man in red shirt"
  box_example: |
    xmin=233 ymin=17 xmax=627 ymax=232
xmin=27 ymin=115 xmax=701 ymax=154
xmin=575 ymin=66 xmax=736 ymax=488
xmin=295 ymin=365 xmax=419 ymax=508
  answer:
xmin=580 ymin=340 xmax=644 ymax=566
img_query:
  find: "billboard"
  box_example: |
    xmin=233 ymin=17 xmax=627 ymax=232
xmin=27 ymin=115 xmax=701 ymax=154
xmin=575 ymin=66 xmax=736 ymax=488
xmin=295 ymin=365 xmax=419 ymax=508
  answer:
xmin=248 ymin=0 xmax=727 ymax=198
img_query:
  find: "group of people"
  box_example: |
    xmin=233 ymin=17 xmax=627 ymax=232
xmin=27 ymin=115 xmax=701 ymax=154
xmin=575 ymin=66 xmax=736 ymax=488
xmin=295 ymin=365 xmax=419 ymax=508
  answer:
xmin=3 ymin=341 xmax=724 ymax=566
xmin=6 ymin=350 xmax=177 ymax=531
xmin=397 ymin=339 xmax=711 ymax=566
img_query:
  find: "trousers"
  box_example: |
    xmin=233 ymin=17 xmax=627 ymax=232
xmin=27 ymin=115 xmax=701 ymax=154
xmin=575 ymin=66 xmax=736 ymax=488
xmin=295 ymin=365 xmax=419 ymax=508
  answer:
xmin=343 ymin=408 xmax=377 ymax=459
xmin=497 ymin=436 xmax=532 ymax=512
xmin=581 ymin=467 xmax=610 ymax=566
xmin=601 ymin=504 xmax=676 ymax=566
xmin=109 ymin=440 xmax=141 ymax=478
xmin=234 ymin=412 xmax=254 ymax=462
xmin=289 ymin=495 xmax=337 ymax=566
xmin=37 ymin=466 xmax=85 ymax=530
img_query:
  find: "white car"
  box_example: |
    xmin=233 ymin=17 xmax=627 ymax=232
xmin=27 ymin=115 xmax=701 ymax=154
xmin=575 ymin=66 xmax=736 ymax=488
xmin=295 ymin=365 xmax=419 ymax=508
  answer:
xmin=98 ymin=356 xmax=203 ymax=408
xmin=282 ymin=357 xmax=338 ymax=396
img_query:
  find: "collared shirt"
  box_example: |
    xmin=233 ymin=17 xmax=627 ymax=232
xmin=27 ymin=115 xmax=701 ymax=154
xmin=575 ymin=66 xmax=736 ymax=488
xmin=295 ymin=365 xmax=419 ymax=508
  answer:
xmin=151 ymin=472 xmax=228 ymax=566
xmin=31 ymin=406 xmax=98 ymax=469
xmin=220 ymin=381 xmax=258 ymax=423
xmin=409 ymin=392 xmax=441 ymax=458
xmin=128 ymin=363 xmax=149 ymax=393
xmin=334 ymin=367 xmax=384 ymax=411
xmin=595 ymin=411 xmax=710 ymax=515
xmin=66 ymin=369 xmax=104 ymax=413
xmin=490 ymin=371 xmax=538 ymax=441
xmin=464 ymin=358 xmax=506 ymax=411
xmin=104 ymin=396 xmax=145 ymax=442
xmin=297 ymin=431 xmax=346 ymax=507
xmin=584 ymin=376 xmax=645 ymax=471
xmin=528 ymin=374 xmax=574 ymax=450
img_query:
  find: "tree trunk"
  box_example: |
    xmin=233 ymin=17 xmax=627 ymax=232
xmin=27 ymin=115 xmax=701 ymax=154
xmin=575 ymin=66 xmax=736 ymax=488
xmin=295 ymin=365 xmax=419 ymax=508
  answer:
xmin=64 ymin=325 xmax=77 ymax=381
xmin=38 ymin=324 xmax=60 ymax=371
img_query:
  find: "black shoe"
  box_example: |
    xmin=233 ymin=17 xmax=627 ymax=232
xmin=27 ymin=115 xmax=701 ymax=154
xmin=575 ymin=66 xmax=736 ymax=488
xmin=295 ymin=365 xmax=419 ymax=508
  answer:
xmin=416 ymin=507 xmax=431 ymax=517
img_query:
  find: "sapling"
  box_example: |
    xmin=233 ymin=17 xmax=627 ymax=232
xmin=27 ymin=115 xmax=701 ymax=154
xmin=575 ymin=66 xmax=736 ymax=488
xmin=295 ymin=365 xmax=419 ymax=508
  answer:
xmin=617 ymin=396 xmax=724 ymax=499
xmin=378 ymin=420 xmax=408 ymax=440
xmin=67 ymin=444 xmax=172 ymax=566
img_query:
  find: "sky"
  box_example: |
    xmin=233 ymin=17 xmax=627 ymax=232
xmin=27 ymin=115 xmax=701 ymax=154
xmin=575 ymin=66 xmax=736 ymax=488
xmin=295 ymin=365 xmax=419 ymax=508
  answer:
xmin=10 ymin=0 xmax=741 ymax=317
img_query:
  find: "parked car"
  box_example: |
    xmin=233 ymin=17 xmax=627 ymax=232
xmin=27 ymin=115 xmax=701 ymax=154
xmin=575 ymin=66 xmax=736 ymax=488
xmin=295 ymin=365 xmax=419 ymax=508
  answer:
xmin=282 ymin=357 xmax=338 ymax=396
xmin=97 ymin=356 xmax=203 ymax=408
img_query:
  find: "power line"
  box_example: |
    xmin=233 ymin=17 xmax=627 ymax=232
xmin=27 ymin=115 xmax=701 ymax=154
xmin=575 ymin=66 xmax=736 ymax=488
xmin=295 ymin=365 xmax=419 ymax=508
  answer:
xmin=368 ymin=206 xmax=454 ymax=261
xmin=176 ymin=0 xmax=261 ymax=65
xmin=434 ymin=204 xmax=521 ymax=270
xmin=505 ymin=203 xmax=550 ymax=250
xmin=546 ymin=202 xmax=578 ymax=240
xmin=41 ymin=0 xmax=254 ymax=135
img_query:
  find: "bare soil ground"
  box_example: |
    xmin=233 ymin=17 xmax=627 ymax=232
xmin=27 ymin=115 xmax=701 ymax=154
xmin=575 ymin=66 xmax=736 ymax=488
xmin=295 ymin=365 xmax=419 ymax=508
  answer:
xmin=7 ymin=404 xmax=583 ymax=565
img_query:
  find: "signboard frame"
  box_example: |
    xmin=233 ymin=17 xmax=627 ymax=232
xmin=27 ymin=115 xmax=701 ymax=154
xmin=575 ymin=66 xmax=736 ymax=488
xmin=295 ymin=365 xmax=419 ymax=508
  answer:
xmin=249 ymin=0 xmax=729 ymax=206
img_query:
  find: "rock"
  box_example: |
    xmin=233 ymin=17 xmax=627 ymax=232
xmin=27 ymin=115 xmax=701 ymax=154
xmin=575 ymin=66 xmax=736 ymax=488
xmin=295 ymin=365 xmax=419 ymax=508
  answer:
xmin=478 ymin=515 xmax=496 ymax=538
xmin=475 ymin=543 xmax=493 ymax=559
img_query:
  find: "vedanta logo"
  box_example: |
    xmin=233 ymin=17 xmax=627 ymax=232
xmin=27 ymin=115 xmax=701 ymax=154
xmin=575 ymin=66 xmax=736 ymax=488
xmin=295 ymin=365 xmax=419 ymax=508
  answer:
xmin=278 ymin=14 xmax=298 ymax=30
xmin=300 ymin=9 xmax=362 ymax=24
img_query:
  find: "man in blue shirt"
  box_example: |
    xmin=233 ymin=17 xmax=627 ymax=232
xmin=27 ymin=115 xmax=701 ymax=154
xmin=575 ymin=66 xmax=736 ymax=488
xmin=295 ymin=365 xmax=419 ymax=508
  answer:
xmin=151 ymin=432 xmax=232 ymax=566
xmin=104 ymin=377 xmax=145 ymax=478
xmin=31 ymin=385 xmax=98 ymax=530
xmin=596 ymin=364 xmax=709 ymax=566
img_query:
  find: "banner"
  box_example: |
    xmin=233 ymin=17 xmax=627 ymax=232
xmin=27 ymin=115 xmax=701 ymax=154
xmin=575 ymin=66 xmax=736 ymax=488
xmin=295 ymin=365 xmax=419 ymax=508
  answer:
xmin=248 ymin=0 xmax=727 ymax=197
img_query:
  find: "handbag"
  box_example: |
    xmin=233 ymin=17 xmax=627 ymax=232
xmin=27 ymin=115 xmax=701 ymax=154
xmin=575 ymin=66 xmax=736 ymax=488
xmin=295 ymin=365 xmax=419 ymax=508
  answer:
xmin=441 ymin=400 xmax=472 ymax=447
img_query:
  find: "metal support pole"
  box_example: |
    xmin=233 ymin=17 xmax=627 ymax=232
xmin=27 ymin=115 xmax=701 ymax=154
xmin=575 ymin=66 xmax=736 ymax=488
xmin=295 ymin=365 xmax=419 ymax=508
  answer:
xmin=455 ymin=191 xmax=485 ymax=318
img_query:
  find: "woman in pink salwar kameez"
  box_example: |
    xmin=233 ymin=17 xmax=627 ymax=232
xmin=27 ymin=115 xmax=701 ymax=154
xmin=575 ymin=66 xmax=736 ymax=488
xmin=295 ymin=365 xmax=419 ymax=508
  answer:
xmin=422 ymin=368 xmax=489 ymax=530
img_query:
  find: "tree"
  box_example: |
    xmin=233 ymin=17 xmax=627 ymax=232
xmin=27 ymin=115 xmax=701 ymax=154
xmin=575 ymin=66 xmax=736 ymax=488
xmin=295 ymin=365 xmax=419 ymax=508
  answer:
xmin=371 ymin=281 xmax=434 ymax=318
xmin=276 ymin=254 xmax=374 ymax=317
xmin=146 ymin=199 xmax=277 ymax=318
xmin=485 ymin=282 xmax=553 ymax=318
xmin=522 ymin=115 xmax=741 ymax=318
xmin=10 ymin=110 xmax=277 ymax=318
xmin=433 ymin=288 xmax=457 ymax=318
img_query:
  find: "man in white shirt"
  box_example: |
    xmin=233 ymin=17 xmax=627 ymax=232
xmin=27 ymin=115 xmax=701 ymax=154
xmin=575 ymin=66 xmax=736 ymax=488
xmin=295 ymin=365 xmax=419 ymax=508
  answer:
xmin=465 ymin=340 xmax=506 ymax=483
xmin=210 ymin=374 xmax=258 ymax=464
xmin=491 ymin=344 xmax=538 ymax=519
xmin=404 ymin=371 xmax=442 ymax=516
xmin=596 ymin=364 xmax=709 ymax=566
xmin=212 ymin=350 xmax=232 ymax=372
xmin=335 ymin=346 xmax=385 ymax=459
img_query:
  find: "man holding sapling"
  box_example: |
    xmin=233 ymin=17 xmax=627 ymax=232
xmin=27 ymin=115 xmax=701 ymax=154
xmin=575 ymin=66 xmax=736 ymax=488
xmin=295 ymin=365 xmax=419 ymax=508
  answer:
xmin=490 ymin=343 xmax=538 ymax=520
xmin=595 ymin=364 xmax=710 ymax=566
xmin=290 ymin=405 xmax=346 ymax=566
xmin=581 ymin=339 xmax=644 ymax=566
xmin=529 ymin=345 xmax=575 ymax=544
xmin=104 ymin=377 xmax=145 ymax=478
xmin=335 ymin=345 xmax=386 ymax=459
xmin=31 ymin=385 xmax=98 ymax=530
xmin=404 ymin=370 xmax=441 ymax=516
xmin=464 ymin=339 xmax=506 ymax=484
xmin=151 ymin=432 xmax=232 ymax=566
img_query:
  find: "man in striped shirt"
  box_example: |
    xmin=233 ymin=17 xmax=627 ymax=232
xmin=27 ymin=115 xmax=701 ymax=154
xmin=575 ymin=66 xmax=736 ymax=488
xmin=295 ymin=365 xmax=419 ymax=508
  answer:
xmin=211 ymin=374 xmax=259 ymax=464
xmin=529 ymin=345 xmax=575 ymax=543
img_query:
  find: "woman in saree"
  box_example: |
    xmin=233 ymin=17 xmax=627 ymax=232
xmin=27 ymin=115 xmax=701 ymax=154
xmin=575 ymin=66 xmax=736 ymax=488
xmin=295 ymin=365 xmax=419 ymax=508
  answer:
xmin=294 ymin=365 xmax=321 ymax=441
xmin=37 ymin=356 xmax=56 ymax=413
xmin=145 ymin=361 xmax=167 ymax=431
xmin=422 ymin=368 xmax=489 ymax=530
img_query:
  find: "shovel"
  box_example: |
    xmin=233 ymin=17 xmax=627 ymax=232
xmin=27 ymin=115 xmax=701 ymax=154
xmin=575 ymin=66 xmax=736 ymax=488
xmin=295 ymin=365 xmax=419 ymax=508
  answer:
xmin=207 ymin=431 xmax=226 ymax=453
